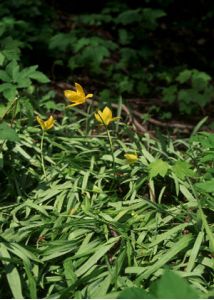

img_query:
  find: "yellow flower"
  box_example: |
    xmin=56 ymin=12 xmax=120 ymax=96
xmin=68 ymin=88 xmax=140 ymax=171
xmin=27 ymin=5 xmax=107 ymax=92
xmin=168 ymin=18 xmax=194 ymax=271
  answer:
xmin=94 ymin=106 xmax=120 ymax=126
xmin=124 ymin=153 xmax=138 ymax=163
xmin=64 ymin=83 xmax=93 ymax=107
xmin=36 ymin=115 xmax=55 ymax=130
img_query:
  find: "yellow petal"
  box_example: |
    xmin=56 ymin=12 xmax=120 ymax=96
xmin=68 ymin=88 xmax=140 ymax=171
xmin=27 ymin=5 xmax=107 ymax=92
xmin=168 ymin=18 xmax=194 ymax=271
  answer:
xmin=66 ymin=101 xmax=85 ymax=108
xmin=94 ymin=110 xmax=103 ymax=123
xmin=44 ymin=115 xmax=55 ymax=130
xmin=64 ymin=90 xmax=77 ymax=98
xmin=75 ymin=83 xmax=85 ymax=97
xmin=102 ymin=107 xmax=112 ymax=125
xmin=124 ymin=153 xmax=138 ymax=163
xmin=36 ymin=116 xmax=45 ymax=130
xmin=64 ymin=90 xmax=83 ymax=102
xmin=85 ymin=93 xmax=93 ymax=99
xmin=103 ymin=106 xmax=112 ymax=119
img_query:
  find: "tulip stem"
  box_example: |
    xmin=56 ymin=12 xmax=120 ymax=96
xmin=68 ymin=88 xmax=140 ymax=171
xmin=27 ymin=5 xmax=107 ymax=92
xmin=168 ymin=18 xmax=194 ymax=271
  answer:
xmin=106 ymin=127 xmax=116 ymax=182
xmin=85 ymin=101 xmax=92 ymax=135
xmin=96 ymin=110 xmax=117 ymax=184
xmin=40 ymin=130 xmax=47 ymax=178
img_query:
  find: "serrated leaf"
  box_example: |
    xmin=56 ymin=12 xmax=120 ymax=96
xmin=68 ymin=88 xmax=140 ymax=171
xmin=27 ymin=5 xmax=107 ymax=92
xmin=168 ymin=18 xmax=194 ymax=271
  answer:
xmin=29 ymin=71 xmax=50 ymax=83
xmin=0 ymin=70 xmax=11 ymax=82
xmin=149 ymin=159 xmax=169 ymax=178
xmin=0 ymin=122 xmax=19 ymax=141
xmin=116 ymin=9 xmax=141 ymax=25
xmin=0 ymin=82 xmax=14 ymax=92
xmin=3 ymin=85 xmax=17 ymax=100
xmin=171 ymin=160 xmax=195 ymax=180
xmin=176 ymin=70 xmax=192 ymax=83
xmin=6 ymin=60 xmax=20 ymax=81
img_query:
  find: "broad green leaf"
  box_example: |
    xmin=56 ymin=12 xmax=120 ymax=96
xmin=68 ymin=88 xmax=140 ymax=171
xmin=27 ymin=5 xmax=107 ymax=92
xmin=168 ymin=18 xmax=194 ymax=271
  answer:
xmin=176 ymin=69 xmax=192 ymax=83
xmin=116 ymin=9 xmax=141 ymax=25
xmin=118 ymin=287 xmax=153 ymax=299
xmin=6 ymin=60 xmax=20 ymax=81
xmin=3 ymin=85 xmax=17 ymax=100
xmin=150 ymin=270 xmax=200 ymax=298
xmin=163 ymin=85 xmax=177 ymax=103
xmin=0 ymin=82 xmax=14 ymax=92
xmin=149 ymin=159 xmax=169 ymax=178
xmin=29 ymin=71 xmax=50 ymax=83
xmin=171 ymin=160 xmax=195 ymax=180
xmin=0 ymin=122 xmax=19 ymax=141
xmin=0 ymin=70 xmax=10 ymax=82
xmin=195 ymin=179 xmax=214 ymax=193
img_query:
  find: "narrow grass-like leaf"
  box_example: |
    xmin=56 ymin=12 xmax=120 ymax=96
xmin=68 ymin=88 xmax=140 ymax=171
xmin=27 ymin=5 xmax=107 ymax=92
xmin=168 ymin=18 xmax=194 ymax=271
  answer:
xmin=0 ymin=243 xmax=23 ymax=299
xmin=75 ymin=237 xmax=120 ymax=277
xmin=63 ymin=257 xmax=77 ymax=286
xmin=186 ymin=231 xmax=204 ymax=272
xmin=23 ymin=262 xmax=37 ymax=299
xmin=136 ymin=234 xmax=193 ymax=282
xmin=149 ymin=223 xmax=187 ymax=247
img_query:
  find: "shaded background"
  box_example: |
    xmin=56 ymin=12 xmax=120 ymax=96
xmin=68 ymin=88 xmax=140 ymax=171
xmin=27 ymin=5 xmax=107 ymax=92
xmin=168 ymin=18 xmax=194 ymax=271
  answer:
xmin=0 ymin=0 xmax=214 ymax=122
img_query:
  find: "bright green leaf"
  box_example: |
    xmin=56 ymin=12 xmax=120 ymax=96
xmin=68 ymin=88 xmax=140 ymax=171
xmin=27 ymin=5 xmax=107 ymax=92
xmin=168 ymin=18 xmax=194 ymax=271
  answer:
xmin=195 ymin=179 xmax=214 ymax=193
xmin=150 ymin=270 xmax=200 ymax=298
xmin=171 ymin=160 xmax=195 ymax=180
xmin=149 ymin=159 xmax=169 ymax=178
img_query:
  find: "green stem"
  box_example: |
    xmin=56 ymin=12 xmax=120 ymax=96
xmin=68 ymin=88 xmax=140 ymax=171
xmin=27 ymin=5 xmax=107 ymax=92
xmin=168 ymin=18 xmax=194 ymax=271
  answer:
xmin=40 ymin=130 xmax=46 ymax=178
xmin=106 ymin=128 xmax=115 ymax=170
xmin=96 ymin=111 xmax=117 ymax=184
xmin=85 ymin=101 xmax=92 ymax=135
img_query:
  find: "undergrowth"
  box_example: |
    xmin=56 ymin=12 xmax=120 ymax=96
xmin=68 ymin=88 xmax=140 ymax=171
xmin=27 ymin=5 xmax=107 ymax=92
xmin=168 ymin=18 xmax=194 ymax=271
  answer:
xmin=0 ymin=84 xmax=213 ymax=298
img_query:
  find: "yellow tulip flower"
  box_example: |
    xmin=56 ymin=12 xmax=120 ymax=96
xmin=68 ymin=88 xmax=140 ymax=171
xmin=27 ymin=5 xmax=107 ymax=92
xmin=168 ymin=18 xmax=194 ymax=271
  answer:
xmin=36 ymin=115 xmax=55 ymax=130
xmin=124 ymin=153 xmax=138 ymax=163
xmin=64 ymin=83 xmax=93 ymax=107
xmin=94 ymin=106 xmax=120 ymax=126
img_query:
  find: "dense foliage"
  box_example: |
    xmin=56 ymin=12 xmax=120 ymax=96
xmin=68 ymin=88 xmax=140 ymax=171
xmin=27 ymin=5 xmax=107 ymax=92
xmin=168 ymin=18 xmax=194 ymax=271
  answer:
xmin=0 ymin=0 xmax=213 ymax=298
